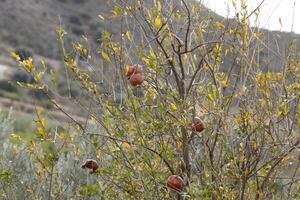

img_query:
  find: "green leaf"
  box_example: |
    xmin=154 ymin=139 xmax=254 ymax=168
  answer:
xmin=50 ymin=69 xmax=56 ymax=86
xmin=149 ymin=48 xmax=156 ymax=58
xmin=114 ymin=5 xmax=123 ymax=15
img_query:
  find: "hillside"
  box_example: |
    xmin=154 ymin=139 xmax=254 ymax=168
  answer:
xmin=0 ymin=0 xmax=117 ymax=118
xmin=0 ymin=0 xmax=114 ymax=59
xmin=0 ymin=0 xmax=300 ymax=67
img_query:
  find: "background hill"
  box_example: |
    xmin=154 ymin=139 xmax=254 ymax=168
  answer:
xmin=0 ymin=0 xmax=114 ymax=59
xmin=0 ymin=0 xmax=300 ymax=67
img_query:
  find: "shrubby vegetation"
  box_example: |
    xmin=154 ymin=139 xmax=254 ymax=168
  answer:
xmin=0 ymin=110 xmax=98 ymax=199
xmin=2 ymin=0 xmax=300 ymax=199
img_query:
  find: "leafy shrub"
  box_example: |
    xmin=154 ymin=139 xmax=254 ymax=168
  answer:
xmin=5 ymin=1 xmax=300 ymax=199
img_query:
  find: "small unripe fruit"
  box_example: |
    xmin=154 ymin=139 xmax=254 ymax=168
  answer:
xmin=81 ymin=159 xmax=99 ymax=174
xmin=166 ymin=175 xmax=184 ymax=192
xmin=190 ymin=117 xmax=204 ymax=132
xmin=129 ymin=73 xmax=143 ymax=87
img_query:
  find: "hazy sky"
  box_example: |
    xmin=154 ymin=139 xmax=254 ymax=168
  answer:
xmin=204 ymin=0 xmax=299 ymax=33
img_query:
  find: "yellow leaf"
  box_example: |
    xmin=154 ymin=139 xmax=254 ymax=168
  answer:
xmin=266 ymin=71 xmax=271 ymax=80
xmin=157 ymin=1 xmax=161 ymax=11
xmin=37 ymin=109 xmax=43 ymax=117
xmin=154 ymin=16 xmax=162 ymax=29
xmin=257 ymin=72 xmax=265 ymax=86
xmin=176 ymin=142 xmax=182 ymax=150
xmin=10 ymin=134 xmax=22 ymax=142
xmin=34 ymin=72 xmax=43 ymax=82
xmin=17 ymin=82 xmax=46 ymax=89
xmin=149 ymin=48 xmax=155 ymax=58
xmin=170 ymin=103 xmax=178 ymax=111
xmin=75 ymin=124 xmax=81 ymax=131
xmin=259 ymin=99 xmax=266 ymax=108
xmin=10 ymin=51 xmax=20 ymax=61
xmin=122 ymin=142 xmax=131 ymax=148
xmin=36 ymin=127 xmax=44 ymax=136
xmin=19 ymin=58 xmax=34 ymax=73
xmin=40 ymin=118 xmax=46 ymax=128
xmin=219 ymin=76 xmax=229 ymax=87
xmin=208 ymin=93 xmax=214 ymax=101
xmin=232 ymin=0 xmax=237 ymax=7
xmin=253 ymin=142 xmax=257 ymax=151
xmin=110 ymin=11 xmax=118 ymax=20
xmin=125 ymin=31 xmax=132 ymax=41
xmin=138 ymin=138 xmax=145 ymax=145
xmin=82 ymin=34 xmax=88 ymax=42
xmin=215 ymin=21 xmax=225 ymax=29
xmin=101 ymin=51 xmax=111 ymax=62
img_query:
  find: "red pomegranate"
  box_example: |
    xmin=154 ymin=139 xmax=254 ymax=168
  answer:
xmin=190 ymin=117 xmax=204 ymax=132
xmin=166 ymin=175 xmax=184 ymax=192
xmin=81 ymin=159 xmax=99 ymax=174
xmin=125 ymin=65 xmax=142 ymax=79
xmin=129 ymin=73 xmax=144 ymax=87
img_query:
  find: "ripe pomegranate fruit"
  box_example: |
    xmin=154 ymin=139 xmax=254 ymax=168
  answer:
xmin=129 ymin=73 xmax=144 ymax=87
xmin=125 ymin=65 xmax=142 ymax=80
xmin=166 ymin=175 xmax=184 ymax=192
xmin=190 ymin=117 xmax=204 ymax=132
xmin=81 ymin=159 xmax=99 ymax=174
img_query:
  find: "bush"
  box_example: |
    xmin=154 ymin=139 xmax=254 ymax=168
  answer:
xmin=5 ymin=1 xmax=300 ymax=199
